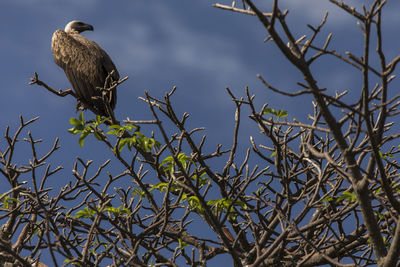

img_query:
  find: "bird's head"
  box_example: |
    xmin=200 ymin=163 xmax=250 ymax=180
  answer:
xmin=64 ymin=20 xmax=94 ymax=33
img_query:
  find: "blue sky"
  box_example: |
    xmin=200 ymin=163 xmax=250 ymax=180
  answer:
xmin=1 ymin=0 xmax=400 ymax=265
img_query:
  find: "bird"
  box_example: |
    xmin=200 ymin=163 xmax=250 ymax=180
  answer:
xmin=51 ymin=20 xmax=120 ymax=118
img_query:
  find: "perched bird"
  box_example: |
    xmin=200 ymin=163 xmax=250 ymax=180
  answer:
xmin=51 ymin=20 xmax=120 ymax=118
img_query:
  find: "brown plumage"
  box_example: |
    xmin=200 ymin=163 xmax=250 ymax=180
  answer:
xmin=51 ymin=20 xmax=119 ymax=117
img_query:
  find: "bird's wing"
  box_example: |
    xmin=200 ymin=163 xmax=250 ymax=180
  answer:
xmin=51 ymin=30 xmax=119 ymax=113
xmin=51 ymin=30 xmax=98 ymax=104
xmin=94 ymin=42 xmax=120 ymax=110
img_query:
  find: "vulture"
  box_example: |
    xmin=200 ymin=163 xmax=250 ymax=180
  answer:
xmin=51 ymin=20 xmax=120 ymax=118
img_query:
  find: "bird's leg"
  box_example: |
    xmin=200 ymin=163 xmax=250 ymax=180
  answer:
xmin=29 ymin=72 xmax=76 ymax=98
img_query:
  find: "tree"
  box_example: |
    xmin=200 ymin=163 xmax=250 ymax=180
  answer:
xmin=1 ymin=0 xmax=400 ymax=266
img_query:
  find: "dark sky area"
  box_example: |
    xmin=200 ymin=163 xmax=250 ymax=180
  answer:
xmin=1 ymin=1 xmax=400 ymax=265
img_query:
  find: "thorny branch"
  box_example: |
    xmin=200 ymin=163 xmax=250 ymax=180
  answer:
xmin=2 ymin=0 xmax=400 ymax=266
xmin=213 ymin=0 xmax=400 ymax=266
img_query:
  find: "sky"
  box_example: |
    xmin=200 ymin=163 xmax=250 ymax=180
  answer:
xmin=1 ymin=0 xmax=400 ymax=266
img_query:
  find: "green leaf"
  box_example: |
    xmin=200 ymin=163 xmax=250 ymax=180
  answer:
xmin=182 ymin=195 xmax=203 ymax=213
xmin=160 ymin=156 xmax=175 ymax=174
xmin=104 ymin=206 xmax=131 ymax=216
xmin=263 ymin=107 xmax=275 ymax=115
xmin=75 ymin=206 xmax=96 ymax=219
xmin=78 ymin=133 xmax=88 ymax=147
xmin=108 ymin=125 xmax=122 ymax=130
xmin=79 ymin=112 xmax=84 ymax=122
xmin=1 ymin=194 xmax=19 ymax=209
xmin=69 ymin=117 xmax=81 ymax=126
xmin=107 ymin=125 xmax=122 ymax=136
xmin=107 ymin=123 xmax=137 ymax=138
xmin=107 ymin=122 xmax=159 ymax=153
xmin=150 ymin=183 xmax=168 ymax=192
xmin=374 ymin=186 xmax=382 ymax=195
xmin=159 ymin=153 xmax=193 ymax=174
xmin=254 ymin=186 xmax=264 ymax=196
xmin=262 ymin=107 xmax=288 ymax=119
xmin=206 ymin=198 xmax=246 ymax=220
xmin=337 ymin=191 xmax=357 ymax=203
xmin=132 ymin=188 xmax=146 ymax=199
xmin=191 ymin=173 xmax=209 ymax=187
xmin=178 ymin=153 xmax=192 ymax=169
xmin=150 ymin=182 xmax=181 ymax=193
xmin=322 ymin=195 xmax=334 ymax=204
xmin=178 ymin=238 xmax=188 ymax=250
xmin=379 ymin=151 xmax=394 ymax=159
xmin=276 ymin=109 xmax=288 ymax=119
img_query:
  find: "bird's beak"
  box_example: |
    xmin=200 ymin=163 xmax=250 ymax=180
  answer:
xmin=85 ymin=24 xmax=94 ymax=31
